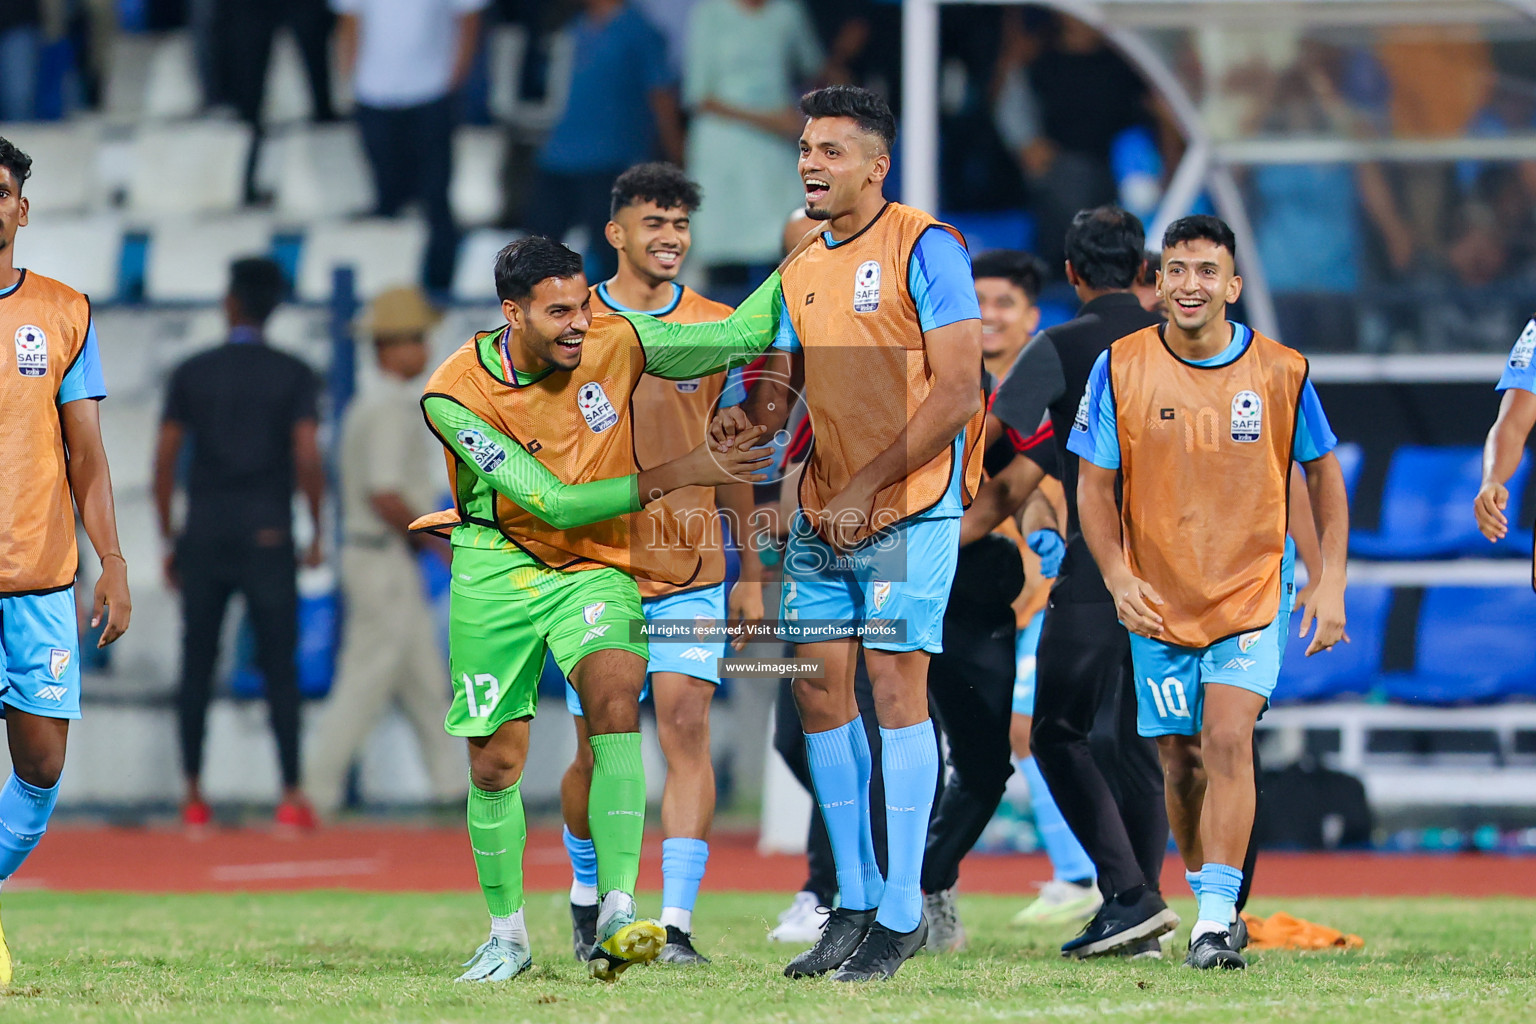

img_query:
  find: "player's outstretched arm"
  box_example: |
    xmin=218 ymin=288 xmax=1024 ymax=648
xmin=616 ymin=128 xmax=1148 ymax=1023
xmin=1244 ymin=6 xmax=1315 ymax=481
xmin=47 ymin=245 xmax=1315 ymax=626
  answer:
xmin=959 ymin=452 xmax=1045 ymax=546
xmin=424 ymin=397 xmax=773 ymax=528
xmin=1476 ymin=388 xmax=1536 ymax=541
xmin=621 ymin=271 xmax=787 ymax=380
xmin=1077 ymin=458 xmax=1163 ymax=638
xmin=61 ymin=400 xmax=131 ymax=647
xmin=1299 ymin=451 xmax=1350 ymax=656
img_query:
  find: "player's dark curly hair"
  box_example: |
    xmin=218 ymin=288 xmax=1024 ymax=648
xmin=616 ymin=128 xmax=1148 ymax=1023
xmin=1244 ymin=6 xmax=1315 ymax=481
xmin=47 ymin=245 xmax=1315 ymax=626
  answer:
xmin=0 ymin=136 xmax=33 ymax=191
xmin=227 ymin=257 xmax=288 ymax=325
xmin=494 ymin=235 xmax=584 ymax=303
xmin=610 ymin=162 xmax=702 ymax=219
xmin=1162 ymin=214 xmax=1238 ymax=262
xmin=971 ymin=250 xmax=1046 ymax=303
xmin=800 ymin=85 xmax=897 ymax=153
xmin=1064 ymin=206 xmax=1145 ymax=291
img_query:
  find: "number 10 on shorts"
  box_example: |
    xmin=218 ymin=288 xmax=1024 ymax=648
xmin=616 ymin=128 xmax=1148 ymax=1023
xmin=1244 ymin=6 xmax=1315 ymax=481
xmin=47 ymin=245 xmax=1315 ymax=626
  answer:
xmin=461 ymin=672 xmax=500 ymax=718
xmin=1145 ymin=676 xmax=1191 ymax=719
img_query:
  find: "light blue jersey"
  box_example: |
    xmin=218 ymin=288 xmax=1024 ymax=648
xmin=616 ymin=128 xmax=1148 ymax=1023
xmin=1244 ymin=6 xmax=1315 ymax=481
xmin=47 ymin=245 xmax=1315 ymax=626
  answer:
xmin=1497 ymin=317 xmax=1536 ymax=394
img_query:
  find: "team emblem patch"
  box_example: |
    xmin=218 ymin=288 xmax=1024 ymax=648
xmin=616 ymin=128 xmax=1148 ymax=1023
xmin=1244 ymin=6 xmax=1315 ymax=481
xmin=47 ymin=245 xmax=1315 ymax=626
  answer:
xmin=1510 ymin=319 xmax=1536 ymax=369
xmin=675 ymin=379 xmax=701 ymax=393
xmin=14 ymin=324 xmax=47 ymax=376
xmin=853 ymin=260 xmax=881 ymax=313
xmin=49 ymin=647 xmax=71 ymax=681
xmin=455 ymin=429 xmax=506 ymax=472
xmin=1238 ymin=630 xmax=1263 ymax=653
xmin=583 ymin=601 xmax=606 ymax=625
xmin=870 ymin=580 xmax=892 ymax=612
xmin=693 ymin=614 xmax=716 ymax=638
xmin=577 ymin=382 xmax=619 ymax=433
xmin=1230 ymin=390 xmax=1262 ymax=443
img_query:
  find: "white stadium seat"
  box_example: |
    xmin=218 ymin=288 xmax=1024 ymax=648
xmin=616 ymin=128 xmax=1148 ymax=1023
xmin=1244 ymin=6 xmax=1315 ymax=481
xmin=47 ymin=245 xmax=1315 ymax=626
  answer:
xmin=105 ymin=31 xmax=202 ymax=121
xmin=451 ymin=127 xmax=506 ymax=228
xmin=260 ymin=31 xmax=314 ymax=126
xmin=273 ymin=123 xmax=375 ymax=220
xmin=297 ymin=217 xmax=428 ymax=302
xmin=452 ymin=227 xmax=523 ymax=302
xmin=16 ymin=214 xmax=122 ymax=300
xmin=144 ymin=216 xmax=274 ymax=302
xmin=127 ymin=120 xmax=252 ymax=217
xmin=0 ymin=122 xmax=100 ymax=215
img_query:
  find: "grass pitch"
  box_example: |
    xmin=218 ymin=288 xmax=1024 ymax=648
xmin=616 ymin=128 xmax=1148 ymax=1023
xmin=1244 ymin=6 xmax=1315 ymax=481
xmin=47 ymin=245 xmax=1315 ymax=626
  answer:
xmin=1 ymin=891 xmax=1533 ymax=1023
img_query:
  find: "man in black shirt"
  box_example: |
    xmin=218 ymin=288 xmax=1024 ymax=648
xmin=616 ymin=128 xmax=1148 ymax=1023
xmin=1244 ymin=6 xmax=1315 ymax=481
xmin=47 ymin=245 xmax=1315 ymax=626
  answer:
xmin=963 ymin=207 xmax=1172 ymax=957
xmin=153 ymin=257 xmax=326 ymax=830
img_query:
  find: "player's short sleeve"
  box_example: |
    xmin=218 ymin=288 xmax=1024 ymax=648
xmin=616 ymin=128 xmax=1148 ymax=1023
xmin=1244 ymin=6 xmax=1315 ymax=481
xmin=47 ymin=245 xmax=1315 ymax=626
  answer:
xmin=1292 ymin=379 xmax=1338 ymax=463
xmin=720 ymin=366 xmax=747 ymax=408
xmin=908 ymin=227 xmax=981 ymax=333
xmin=57 ymin=322 xmax=107 ymax=405
xmin=1065 ymin=350 xmax=1120 ymax=469
xmin=772 ymin=306 xmax=801 ymax=353
xmin=1496 ymin=318 xmax=1536 ymax=395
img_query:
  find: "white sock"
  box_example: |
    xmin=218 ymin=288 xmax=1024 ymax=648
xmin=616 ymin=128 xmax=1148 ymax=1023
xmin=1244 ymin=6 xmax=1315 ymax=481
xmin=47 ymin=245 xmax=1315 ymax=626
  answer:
xmin=490 ymin=909 xmax=528 ymax=946
xmin=659 ymin=907 xmax=691 ymax=933
xmin=1191 ymin=919 xmax=1228 ymax=941
xmin=570 ymin=881 xmax=598 ymax=907
xmin=598 ymin=889 xmax=635 ymax=925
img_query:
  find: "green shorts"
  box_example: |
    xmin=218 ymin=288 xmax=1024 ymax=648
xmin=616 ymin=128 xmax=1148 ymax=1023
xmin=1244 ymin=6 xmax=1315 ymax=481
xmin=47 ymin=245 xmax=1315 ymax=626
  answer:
xmin=444 ymin=544 xmax=648 ymax=737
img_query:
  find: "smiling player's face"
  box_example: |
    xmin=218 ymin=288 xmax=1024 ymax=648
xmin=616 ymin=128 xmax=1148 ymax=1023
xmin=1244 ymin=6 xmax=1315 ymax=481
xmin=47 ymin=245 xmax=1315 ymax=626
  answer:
xmin=503 ymin=274 xmax=591 ymax=372
xmin=1158 ymin=239 xmax=1242 ymax=336
xmin=798 ymin=117 xmax=885 ymax=222
xmin=611 ymin=201 xmax=691 ymax=285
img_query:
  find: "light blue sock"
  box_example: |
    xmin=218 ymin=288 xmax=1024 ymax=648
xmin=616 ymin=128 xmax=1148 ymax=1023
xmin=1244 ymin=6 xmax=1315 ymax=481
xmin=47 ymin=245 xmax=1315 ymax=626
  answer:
xmin=876 ymin=720 xmax=938 ymax=933
xmin=1196 ymin=862 xmax=1244 ymax=934
xmin=562 ymin=825 xmax=598 ymax=890
xmin=806 ymin=721 xmax=874 ymax=911
xmin=1020 ymin=757 xmax=1096 ymax=885
xmin=847 ymin=722 xmax=884 ymax=909
xmin=661 ymin=837 xmax=709 ymax=915
xmin=1185 ymin=868 xmax=1203 ymax=901
xmin=0 ymin=773 xmax=60 ymax=880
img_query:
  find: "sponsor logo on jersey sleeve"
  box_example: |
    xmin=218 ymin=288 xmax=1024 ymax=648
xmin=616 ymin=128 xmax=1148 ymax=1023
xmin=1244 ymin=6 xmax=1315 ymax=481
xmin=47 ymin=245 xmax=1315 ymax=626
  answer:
xmin=14 ymin=325 xmax=48 ymax=377
xmin=1230 ymin=390 xmax=1262 ymax=443
xmin=577 ymin=382 xmax=619 ymax=432
xmin=455 ymin=428 xmax=507 ymax=472
xmin=853 ymin=261 xmax=882 ymax=313
xmin=1510 ymin=319 xmax=1536 ymax=369
xmin=1072 ymin=391 xmax=1091 ymax=432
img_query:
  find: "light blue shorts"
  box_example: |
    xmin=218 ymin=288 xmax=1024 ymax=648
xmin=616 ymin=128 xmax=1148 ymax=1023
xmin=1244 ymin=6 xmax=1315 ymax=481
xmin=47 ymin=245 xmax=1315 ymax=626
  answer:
xmin=565 ymin=582 xmax=726 ymax=716
xmin=1011 ymin=613 xmax=1045 ymax=717
xmin=777 ymin=511 xmax=961 ymax=654
xmin=0 ymin=589 xmax=82 ymax=720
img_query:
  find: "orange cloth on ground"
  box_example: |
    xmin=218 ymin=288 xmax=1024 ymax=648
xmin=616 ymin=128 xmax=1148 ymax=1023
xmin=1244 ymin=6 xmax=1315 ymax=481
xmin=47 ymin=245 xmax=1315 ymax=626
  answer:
xmin=1239 ymin=911 xmax=1364 ymax=951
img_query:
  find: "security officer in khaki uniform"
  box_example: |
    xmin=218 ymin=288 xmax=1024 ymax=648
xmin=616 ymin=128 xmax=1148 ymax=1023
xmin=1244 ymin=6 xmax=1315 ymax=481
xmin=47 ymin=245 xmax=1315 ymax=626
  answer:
xmin=306 ymin=287 xmax=467 ymax=816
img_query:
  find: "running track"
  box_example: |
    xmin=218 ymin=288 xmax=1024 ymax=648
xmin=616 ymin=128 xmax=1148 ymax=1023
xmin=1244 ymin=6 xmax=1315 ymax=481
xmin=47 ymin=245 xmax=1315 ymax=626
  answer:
xmin=12 ymin=826 xmax=1535 ymax=897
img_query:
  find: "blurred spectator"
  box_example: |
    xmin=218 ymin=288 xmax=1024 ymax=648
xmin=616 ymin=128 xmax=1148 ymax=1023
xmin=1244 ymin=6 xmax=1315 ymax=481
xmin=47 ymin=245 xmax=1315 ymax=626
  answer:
xmin=528 ymin=0 xmax=683 ymax=281
xmin=635 ymin=0 xmax=699 ymax=78
xmin=0 ymin=0 xmax=42 ymax=121
xmin=805 ymin=0 xmax=899 ymax=96
xmin=306 ymin=287 xmax=466 ymax=818
xmin=684 ymin=0 xmax=822 ymax=296
xmin=992 ymin=12 xmax=1173 ymax=270
xmin=218 ymin=0 xmax=338 ymax=203
xmin=1131 ymin=250 xmax=1162 ymax=315
xmin=334 ymin=0 xmax=486 ymax=292
xmin=153 ymin=258 xmax=325 ymax=831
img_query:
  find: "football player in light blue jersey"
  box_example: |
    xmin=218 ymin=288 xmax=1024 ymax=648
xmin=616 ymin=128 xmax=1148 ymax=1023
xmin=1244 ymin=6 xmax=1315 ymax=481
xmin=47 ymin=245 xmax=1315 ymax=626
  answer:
xmin=1476 ymin=315 xmax=1536 ymax=542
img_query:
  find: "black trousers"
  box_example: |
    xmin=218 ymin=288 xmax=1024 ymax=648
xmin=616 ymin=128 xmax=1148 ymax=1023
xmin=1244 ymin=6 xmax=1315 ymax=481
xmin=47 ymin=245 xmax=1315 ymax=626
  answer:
xmin=355 ymin=97 xmax=459 ymax=291
xmin=524 ymin=168 xmax=621 ymax=283
xmin=176 ymin=538 xmax=302 ymax=789
xmin=1031 ymin=599 xmax=1168 ymax=899
xmin=921 ymin=608 xmax=1016 ymax=894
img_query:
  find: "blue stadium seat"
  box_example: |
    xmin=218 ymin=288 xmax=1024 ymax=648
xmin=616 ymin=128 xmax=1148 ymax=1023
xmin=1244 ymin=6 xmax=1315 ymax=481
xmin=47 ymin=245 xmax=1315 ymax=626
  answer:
xmin=1380 ymin=586 xmax=1536 ymax=704
xmin=940 ymin=210 xmax=1036 ymax=257
xmin=1274 ymin=585 xmax=1391 ymax=703
xmin=1349 ymin=446 xmax=1531 ymax=559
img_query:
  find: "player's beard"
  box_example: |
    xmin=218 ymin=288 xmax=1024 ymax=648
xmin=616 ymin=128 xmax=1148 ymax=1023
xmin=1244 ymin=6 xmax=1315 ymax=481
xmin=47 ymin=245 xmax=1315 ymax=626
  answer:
xmin=805 ymin=204 xmax=833 ymax=221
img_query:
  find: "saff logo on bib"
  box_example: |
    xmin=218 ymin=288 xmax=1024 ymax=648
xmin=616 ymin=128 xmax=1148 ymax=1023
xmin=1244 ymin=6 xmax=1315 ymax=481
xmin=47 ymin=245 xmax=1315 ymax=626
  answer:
xmin=577 ymin=382 xmax=619 ymax=432
xmin=853 ymin=261 xmax=881 ymax=313
xmin=1230 ymin=390 xmax=1262 ymax=443
xmin=15 ymin=324 xmax=47 ymax=376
